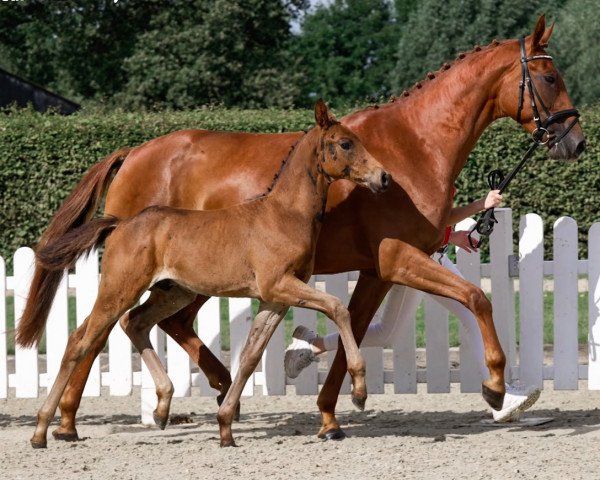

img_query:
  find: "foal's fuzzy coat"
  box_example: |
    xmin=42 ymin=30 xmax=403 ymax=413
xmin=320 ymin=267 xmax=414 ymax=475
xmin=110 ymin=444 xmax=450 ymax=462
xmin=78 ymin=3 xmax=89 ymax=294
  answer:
xmin=30 ymin=100 xmax=390 ymax=448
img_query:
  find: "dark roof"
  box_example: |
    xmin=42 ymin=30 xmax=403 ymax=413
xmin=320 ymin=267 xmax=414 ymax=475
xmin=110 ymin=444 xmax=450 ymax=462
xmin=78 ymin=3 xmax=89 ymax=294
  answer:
xmin=0 ymin=67 xmax=80 ymax=115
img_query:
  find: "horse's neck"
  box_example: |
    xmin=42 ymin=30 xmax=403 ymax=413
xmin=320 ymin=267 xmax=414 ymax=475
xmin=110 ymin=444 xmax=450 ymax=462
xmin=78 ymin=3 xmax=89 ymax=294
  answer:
xmin=360 ymin=45 xmax=514 ymax=185
xmin=268 ymin=129 xmax=328 ymax=225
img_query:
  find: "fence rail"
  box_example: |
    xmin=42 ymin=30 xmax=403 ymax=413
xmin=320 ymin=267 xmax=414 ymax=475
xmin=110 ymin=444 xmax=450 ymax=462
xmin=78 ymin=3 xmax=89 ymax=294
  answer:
xmin=1 ymin=209 xmax=599 ymax=424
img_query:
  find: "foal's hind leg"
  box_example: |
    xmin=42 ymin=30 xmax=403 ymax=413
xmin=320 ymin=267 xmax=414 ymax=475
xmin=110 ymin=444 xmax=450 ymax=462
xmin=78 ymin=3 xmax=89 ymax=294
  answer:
xmin=31 ymin=283 xmax=146 ymax=448
xmin=217 ymin=302 xmax=289 ymax=447
xmin=120 ymin=283 xmax=197 ymax=429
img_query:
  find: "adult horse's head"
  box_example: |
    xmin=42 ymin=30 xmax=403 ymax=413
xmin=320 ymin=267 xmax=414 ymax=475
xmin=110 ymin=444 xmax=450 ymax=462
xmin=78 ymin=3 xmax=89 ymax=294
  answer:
xmin=314 ymin=99 xmax=391 ymax=193
xmin=496 ymin=15 xmax=585 ymax=160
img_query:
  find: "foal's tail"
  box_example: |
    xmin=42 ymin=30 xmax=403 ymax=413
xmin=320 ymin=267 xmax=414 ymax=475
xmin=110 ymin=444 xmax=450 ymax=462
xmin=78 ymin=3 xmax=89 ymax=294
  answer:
xmin=36 ymin=217 xmax=120 ymax=271
xmin=15 ymin=147 xmax=131 ymax=348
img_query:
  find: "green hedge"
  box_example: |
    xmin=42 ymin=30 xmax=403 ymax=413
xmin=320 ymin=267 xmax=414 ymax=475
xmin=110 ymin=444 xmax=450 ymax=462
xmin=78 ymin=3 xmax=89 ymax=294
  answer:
xmin=1 ymin=105 xmax=598 ymax=270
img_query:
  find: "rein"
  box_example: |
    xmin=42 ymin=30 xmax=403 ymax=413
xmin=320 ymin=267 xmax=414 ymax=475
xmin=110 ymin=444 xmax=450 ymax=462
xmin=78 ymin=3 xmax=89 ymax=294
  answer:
xmin=468 ymin=37 xmax=580 ymax=248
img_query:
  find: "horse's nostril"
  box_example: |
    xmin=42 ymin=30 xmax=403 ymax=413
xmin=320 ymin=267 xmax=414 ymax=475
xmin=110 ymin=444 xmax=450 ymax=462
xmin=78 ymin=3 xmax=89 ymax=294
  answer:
xmin=381 ymin=171 xmax=390 ymax=188
xmin=575 ymin=140 xmax=586 ymax=156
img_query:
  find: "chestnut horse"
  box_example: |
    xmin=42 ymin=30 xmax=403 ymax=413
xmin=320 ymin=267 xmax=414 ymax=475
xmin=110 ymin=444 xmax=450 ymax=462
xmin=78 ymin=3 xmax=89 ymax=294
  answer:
xmin=28 ymin=101 xmax=390 ymax=448
xmin=18 ymin=16 xmax=584 ymax=442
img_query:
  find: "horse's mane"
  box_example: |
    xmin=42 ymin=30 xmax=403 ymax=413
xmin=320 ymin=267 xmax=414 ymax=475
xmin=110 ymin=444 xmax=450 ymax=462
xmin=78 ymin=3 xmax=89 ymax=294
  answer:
xmin=362 ymin=38 xmax=507 ymax=112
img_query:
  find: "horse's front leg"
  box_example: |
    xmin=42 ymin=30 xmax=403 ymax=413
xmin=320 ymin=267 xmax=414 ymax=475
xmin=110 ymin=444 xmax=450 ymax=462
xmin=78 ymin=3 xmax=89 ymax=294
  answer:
xmin=377 ymin=243 xmax=506 ymax=409
xmin=217 ymin=302 xmax=289 ymax=447
xmin=317 ymin=270 xmax=391 ymax=440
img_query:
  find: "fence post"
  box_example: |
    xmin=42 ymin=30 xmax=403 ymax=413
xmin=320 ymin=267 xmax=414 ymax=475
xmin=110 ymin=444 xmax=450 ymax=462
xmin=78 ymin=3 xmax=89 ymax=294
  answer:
xmin=262 ymin=307 xmax=286 ymax=395
xmin=391 ymin=285 xmax=418 ymax=393
xmin=0 ymin=256 xmax=6 ymax=398
xmin=553 ymin=217 xmax=579 ymax=389
xmin=455 ymin=217 xmax=482 ymax=392
xmin=519 ymin=214 xmax=544 ymax=388
xmin=44 ymin=270 xmax=68 ymax=391
xmin=14 ymin=247 xmax=38 ymax=398
xmin=292 ymin=277 xmax=318 ymax=395
xmin=325 ymin=273 xmax=351 ymax=394
xmin=424 ymin=295 xmax=449 ymax=392
xmin=229 ymin=298 xmax=254 ymax=396
xmin=197 ymin=296 xmax=222 ymax=397
xmin=75 ymin=250 xmax=101 ymax=396
xmin=489 ymin=208 xmax=516 ymax=383
xmin=588 ymin=223 xmax=600 ymax=389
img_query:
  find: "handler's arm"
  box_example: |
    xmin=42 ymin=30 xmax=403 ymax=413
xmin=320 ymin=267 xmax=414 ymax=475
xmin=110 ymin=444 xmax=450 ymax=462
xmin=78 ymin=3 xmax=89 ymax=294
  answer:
xmin=447 ymin=190 xmax=503 ymax=225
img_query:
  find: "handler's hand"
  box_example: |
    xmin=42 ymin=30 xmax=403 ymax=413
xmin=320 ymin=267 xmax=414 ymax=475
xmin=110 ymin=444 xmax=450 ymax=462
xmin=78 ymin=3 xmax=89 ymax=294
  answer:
xmin=449 ymin=230 xmax=478 ymax=253
xmin=484 ymin=190 xmax=503 ymax=209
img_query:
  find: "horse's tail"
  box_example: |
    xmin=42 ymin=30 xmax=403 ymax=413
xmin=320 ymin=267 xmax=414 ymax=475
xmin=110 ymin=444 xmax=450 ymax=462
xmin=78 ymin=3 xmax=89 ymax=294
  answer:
xmin=37 ymin=216 xmax=120 ymax=271
xmin=15 ymin=147 xmax=131 ymax=348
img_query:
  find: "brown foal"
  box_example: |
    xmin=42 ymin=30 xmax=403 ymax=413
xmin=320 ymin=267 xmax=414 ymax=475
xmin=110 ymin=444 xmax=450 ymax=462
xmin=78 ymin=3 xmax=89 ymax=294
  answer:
xmin=29 ymin=101 xmax=389 ymax=448
xmin=18 ymin=16 xmax=585 ymax=442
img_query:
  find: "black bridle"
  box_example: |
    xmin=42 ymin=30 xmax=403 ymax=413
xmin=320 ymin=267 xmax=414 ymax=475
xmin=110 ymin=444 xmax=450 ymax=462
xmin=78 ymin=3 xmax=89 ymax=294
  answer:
xmin=468 ymin=37 xmax=580 ymax=248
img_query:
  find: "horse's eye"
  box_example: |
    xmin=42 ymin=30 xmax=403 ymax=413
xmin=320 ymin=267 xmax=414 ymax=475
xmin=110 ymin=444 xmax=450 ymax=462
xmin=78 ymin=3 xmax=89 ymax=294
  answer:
xmin=340 ymin=141 xmax=352 ymax=150
xmin=544 ymin=75 xmax=555 ymax=84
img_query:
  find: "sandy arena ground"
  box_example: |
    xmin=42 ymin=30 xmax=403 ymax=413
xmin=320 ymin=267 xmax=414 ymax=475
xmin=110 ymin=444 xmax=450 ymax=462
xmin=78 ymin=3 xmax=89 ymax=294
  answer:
xmin=1 ymin=381 xmax=600 ymax=480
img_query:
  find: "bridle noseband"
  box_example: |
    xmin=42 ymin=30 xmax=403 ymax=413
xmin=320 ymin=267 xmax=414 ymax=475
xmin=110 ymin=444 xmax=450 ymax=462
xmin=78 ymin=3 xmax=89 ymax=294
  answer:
xmin=467 ymin=37 xmax=580 ymax=248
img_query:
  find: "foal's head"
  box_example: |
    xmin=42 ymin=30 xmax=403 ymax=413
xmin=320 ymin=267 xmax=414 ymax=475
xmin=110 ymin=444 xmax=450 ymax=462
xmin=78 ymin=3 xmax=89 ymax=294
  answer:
xmin=314 ymin=99 xmax=390 ymax=193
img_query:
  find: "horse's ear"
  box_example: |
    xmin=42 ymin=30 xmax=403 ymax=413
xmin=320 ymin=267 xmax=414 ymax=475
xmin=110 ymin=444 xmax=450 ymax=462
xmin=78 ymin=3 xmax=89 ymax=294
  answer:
xmin=531 ymin=15 xmax=546 ymax=49
xmin=539 ymin=22 xmax=554 ymax=48
xmin=314 ymin=99 xmax=336 ymax=129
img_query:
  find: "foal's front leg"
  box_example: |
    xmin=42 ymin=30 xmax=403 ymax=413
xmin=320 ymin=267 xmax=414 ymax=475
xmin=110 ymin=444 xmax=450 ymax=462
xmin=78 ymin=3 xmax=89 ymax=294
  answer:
xmin=217 ymin=302 xmax=289 ymax=447
xmin=266 ymin=276 xmax=367 ymax=416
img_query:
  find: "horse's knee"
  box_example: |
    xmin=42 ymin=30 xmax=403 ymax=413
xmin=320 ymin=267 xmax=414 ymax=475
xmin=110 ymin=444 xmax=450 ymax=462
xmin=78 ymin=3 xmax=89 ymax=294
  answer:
xmin=465 ymin=286 xmax=491 ymax=317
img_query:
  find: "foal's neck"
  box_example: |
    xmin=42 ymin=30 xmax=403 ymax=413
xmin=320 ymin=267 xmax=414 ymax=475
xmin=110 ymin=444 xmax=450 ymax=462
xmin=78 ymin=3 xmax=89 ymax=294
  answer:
xmin=267 ymin=127 xmax=329 ymax=223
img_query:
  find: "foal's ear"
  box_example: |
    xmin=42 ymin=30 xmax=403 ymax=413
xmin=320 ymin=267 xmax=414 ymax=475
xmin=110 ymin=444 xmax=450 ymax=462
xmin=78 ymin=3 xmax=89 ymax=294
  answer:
xmin=314 ymin=99 xmax=337 ymax=129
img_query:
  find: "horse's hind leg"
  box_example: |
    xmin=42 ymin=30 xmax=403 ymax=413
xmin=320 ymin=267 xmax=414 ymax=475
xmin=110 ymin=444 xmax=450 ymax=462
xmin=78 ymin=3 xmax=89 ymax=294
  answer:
xmin=119 ymin=283 xmax=197 ymax=429
xmin=217 ymin=302 xmax=289 ymax=447
xmin=158 ymin=296 xmax=234 ymax=411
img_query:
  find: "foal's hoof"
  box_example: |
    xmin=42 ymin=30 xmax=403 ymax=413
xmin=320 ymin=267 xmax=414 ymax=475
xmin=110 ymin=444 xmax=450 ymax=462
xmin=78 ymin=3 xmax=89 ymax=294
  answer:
xmin=30 ymin=438 xmax=47 ymax=449
xmin=153 ymin=412 xmax=169 ymax=430
xmin=482 ymin=383 xmax=505 ymax=411
xmin=317 ymin=428 xmax=346 ymax=441
xmin=52 ymin=428 xmax=79 ymax=442
xmin=351 ymin=394 xmax=367 ymax=412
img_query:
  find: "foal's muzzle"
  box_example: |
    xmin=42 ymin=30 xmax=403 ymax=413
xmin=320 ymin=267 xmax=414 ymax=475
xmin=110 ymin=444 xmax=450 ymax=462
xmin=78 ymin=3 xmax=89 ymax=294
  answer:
xmin=368 ymin=170 xmax=391 ymax=193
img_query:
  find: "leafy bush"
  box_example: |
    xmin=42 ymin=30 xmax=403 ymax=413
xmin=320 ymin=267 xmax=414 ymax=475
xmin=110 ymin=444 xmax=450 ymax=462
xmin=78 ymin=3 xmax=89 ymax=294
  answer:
xmin=1 ymin=105 xmax=598 ymax=270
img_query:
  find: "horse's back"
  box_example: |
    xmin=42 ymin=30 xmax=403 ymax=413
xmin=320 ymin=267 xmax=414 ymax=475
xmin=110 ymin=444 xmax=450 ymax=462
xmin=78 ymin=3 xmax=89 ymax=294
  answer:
xmin=105 ymin=129 xmax=304 ymax=218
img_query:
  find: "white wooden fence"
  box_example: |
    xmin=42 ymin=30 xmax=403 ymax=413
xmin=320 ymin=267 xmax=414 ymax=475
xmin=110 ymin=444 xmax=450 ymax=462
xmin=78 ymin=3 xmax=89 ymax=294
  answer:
xmin=1 ymin=209 xmax=599 ymax=424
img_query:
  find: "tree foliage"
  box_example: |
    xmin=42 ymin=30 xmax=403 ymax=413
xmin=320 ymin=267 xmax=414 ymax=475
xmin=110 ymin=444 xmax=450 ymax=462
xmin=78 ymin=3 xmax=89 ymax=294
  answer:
xmin=393 ymin=0 xmax=564 ymax=92
xmin=552 ymin=0 xmax=600 ymax=106
xmin=292 ymin=0 xmax=400 ymax=107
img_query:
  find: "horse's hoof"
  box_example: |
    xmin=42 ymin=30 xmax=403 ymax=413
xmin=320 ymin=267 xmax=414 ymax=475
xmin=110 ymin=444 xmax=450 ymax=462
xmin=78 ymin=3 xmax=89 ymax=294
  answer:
xmin=351 ymin=394 xmax=366 ymax=411
xmin=317 ymin=428 xmax=346 ymax=441
xmin=52 ymin=429 xmax=79 ymax=442
xmin=482 ymin=383 xmax=505 ymax=411
xmin=30 ymin=438 xmax=47 ymax=449
xmin=153 ymin=412 xmax=168 ymax=430
xmin=220 ymin=438 xmax=237 ymax=448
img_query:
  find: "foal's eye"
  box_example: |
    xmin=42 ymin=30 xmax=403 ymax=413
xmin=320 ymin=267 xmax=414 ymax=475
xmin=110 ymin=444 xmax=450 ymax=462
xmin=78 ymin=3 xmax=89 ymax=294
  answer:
xmin=340 ymin=141 xmax=352 ymax=150
xmin=544 ymin=75 xmax=556 ymax=84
